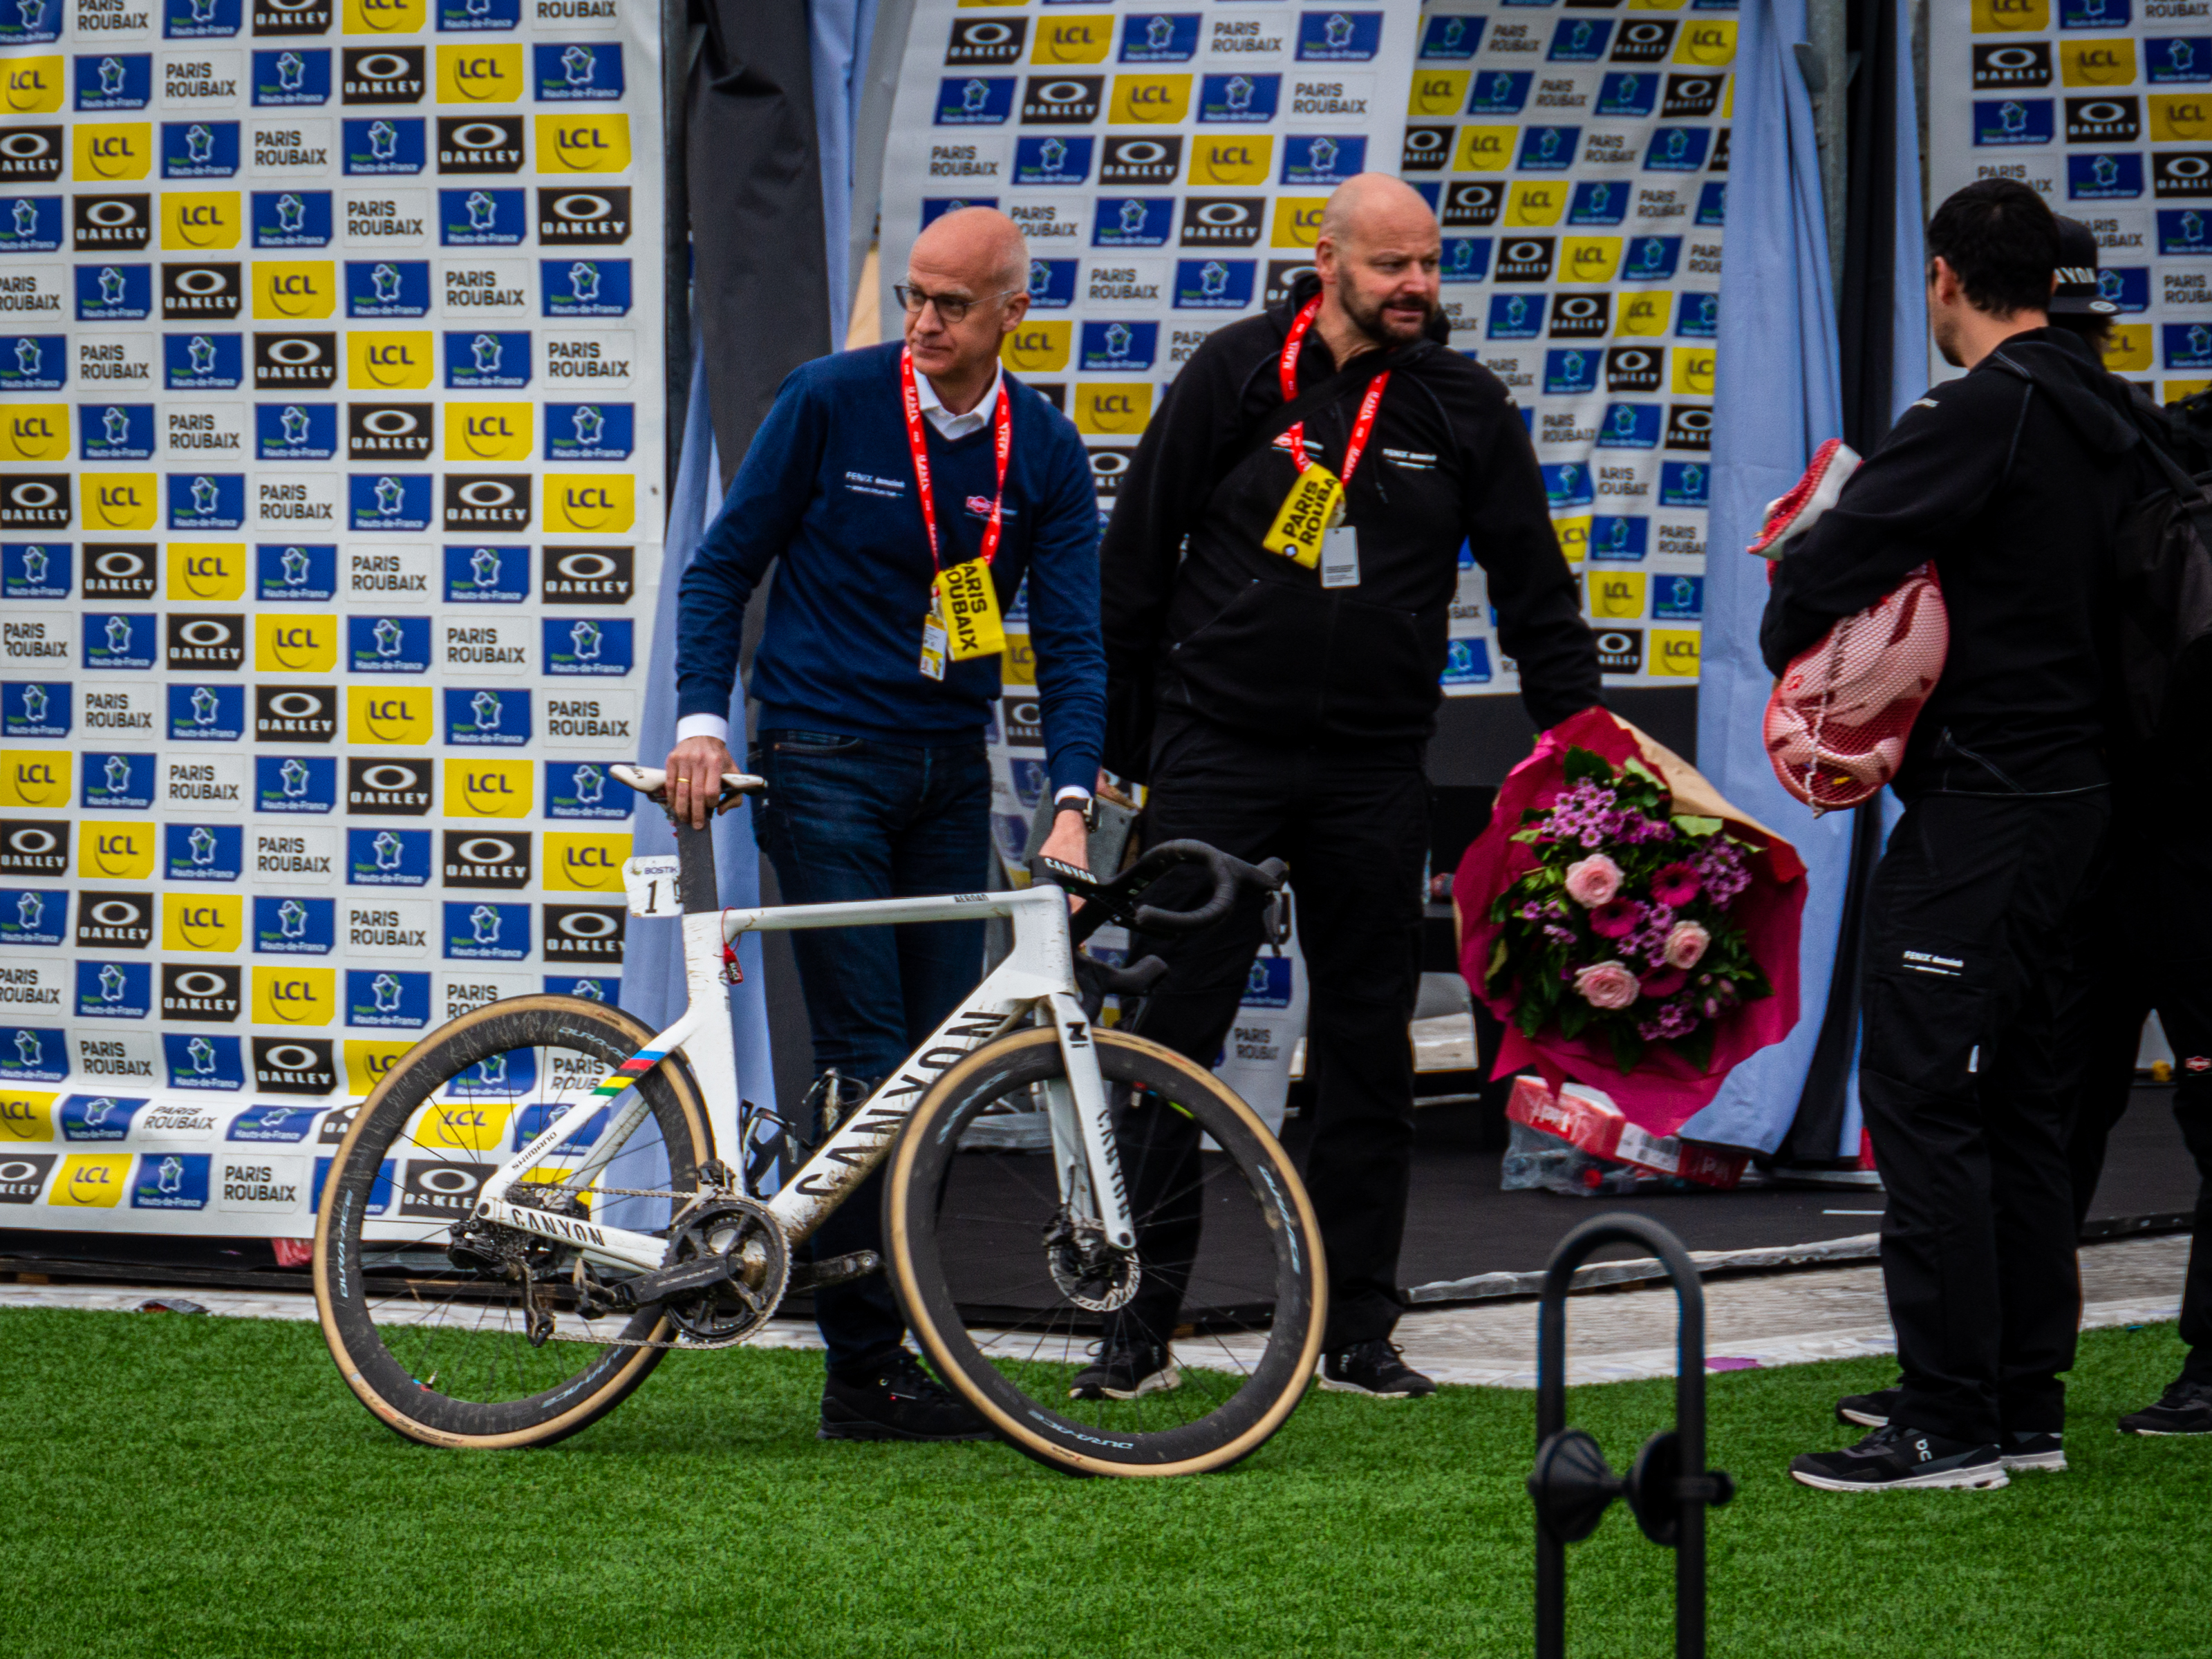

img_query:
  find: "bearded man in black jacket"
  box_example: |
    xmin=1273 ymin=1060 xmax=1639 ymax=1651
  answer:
xmin=1089 ymin=173 xmax=1600 ymax=1401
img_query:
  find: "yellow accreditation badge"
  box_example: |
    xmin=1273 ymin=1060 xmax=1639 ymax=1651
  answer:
xmin=919 ymin=596 xmax=949 ymax=682
xmin=936 ymin=557 xmax=1008 ymax=661
xmin=1264 ymin=462 xmax=1344 ymax=570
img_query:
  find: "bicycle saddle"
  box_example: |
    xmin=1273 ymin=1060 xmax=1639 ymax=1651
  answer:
xmin=610 ymin=763 xmax=767 ymax=813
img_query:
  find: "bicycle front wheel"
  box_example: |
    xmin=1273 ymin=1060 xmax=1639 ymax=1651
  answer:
xmin=313 ymin=995 xmax=712 ymax=1450
xmin=887 ymin=1026 xmax=1324 ymax=1477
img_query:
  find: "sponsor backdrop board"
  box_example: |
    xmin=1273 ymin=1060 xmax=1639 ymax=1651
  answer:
xmin=1929 ymin=0 xmax=2210 ymax=397
xmin=0 ymin=0 xmax=664 ymax=1237
xmin=1413 ymin=0 xmax=1727 ymax=701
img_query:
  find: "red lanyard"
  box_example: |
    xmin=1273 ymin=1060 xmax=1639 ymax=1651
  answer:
xmin=1279 ymin=295 xmax=1389 ymax=485
xmin=901 ymin=346 xmax=1011 ymax=572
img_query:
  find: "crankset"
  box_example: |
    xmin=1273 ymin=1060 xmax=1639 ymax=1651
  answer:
xmin=616 ymin=1196 xmax=791 ymax=1349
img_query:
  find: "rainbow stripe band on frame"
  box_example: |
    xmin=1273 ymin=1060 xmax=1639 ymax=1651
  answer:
xmin=592 ymin=1050 xmax=666 ymax=1100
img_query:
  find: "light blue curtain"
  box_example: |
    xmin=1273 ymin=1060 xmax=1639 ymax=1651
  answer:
xmin=1680 ymin=0 xmax=1851 ymax=1152
xmin=810 ymin=0 xmax=881 ymax=349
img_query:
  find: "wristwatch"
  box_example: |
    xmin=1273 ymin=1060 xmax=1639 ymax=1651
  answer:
xmin=1054 ymin=794 xmax=1098 ymax=831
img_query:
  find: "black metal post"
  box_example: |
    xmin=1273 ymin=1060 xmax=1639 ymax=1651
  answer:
xmin=1530 ymin=1213 xmax=1730 ymax=1659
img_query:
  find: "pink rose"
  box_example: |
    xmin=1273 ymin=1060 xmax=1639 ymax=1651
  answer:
xmin=1564 ymin=854 xmax=1623 ymax=908
xmin=1665 ymin=922 xmax=1711 ymax=970
xmin=1574 ymin=961 xmax=1640 ymax=1011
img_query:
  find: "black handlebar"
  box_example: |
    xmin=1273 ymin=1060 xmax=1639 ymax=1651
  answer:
xmin=1040 ymin=838 xmax=1286 ymax=947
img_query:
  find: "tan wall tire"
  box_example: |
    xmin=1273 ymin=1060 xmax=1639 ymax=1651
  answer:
xmin=885 ymin=1026 xmax=1325 ymax=1477
xmin=313 ymin=995 xmax=711 ymax=1450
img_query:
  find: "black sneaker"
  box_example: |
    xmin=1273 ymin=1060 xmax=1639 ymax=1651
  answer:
xmin=818 ymin=1349 xmax=996 ymax=1443
xmin=2119 ymin=1378 xmax=2212 ymax=1436
xmin=1835 ymin=1386 xmax=1902 ymax=1429
xmin=1068 ymin=1337 xmax=1180 ymax=1401
xmin=2000 ymin=1430 xmax=2066 ymax=1472
xmin=1789 ymin=1424 xmax=2007 ymax=1492
xmin=1320 ymin=1339 xmax=1436 ymax=1398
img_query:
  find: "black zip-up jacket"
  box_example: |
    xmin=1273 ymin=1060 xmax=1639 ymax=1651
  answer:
xmin=1762 ymin=328 xmax=2141 ymax=798
xmin=1098 ymin=272 xmax=1600 ymax=780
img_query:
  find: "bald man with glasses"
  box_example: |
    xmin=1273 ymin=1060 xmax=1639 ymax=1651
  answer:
xmin=668 ymin=207 xmax=1107 ymax=1443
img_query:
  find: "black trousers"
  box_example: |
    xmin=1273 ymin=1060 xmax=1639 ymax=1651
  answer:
xmin=1858 ymin=791 xmax=2108 ymax=1445
xmin=2065 ymin=819 xmax=2212 ymax=1387
xmin=1118 ymin=709 xmax=1429 ymax=1350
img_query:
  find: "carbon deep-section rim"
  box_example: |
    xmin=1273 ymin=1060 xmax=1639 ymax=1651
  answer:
xmin=313 ymin=995 xmax=710 ymax=1449
xmin=888 ymin=1026 xmax=1324 ymax=1477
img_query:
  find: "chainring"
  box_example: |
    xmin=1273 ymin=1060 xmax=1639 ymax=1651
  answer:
xmin=660 ymin=1196 xmax=791 ymax=1349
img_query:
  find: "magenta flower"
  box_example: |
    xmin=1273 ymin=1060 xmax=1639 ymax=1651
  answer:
xmin=1640 ymin=966 xmax=1688 ymax=1000
xmin=1651 ymin=863 xmax=1702 ymax=907
xmin=1588 ymin=899 xmax=1640 ymax=939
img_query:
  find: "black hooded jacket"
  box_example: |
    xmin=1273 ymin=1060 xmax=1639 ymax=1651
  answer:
xmin=1762 ymin=328 xmax=2141 ymax=798
xmin=1098 ymin=272 xmax=1600 ymax=781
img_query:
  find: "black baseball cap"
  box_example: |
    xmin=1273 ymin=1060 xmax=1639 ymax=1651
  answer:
xmin=2050 ymin=216 xmax=2117 ymax=315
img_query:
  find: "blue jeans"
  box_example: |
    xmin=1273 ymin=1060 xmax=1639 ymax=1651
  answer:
xmin=752 ymin=729 xmax=993 ymax=1372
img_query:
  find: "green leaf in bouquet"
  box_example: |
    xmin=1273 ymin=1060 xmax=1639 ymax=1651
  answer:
xmin=1557 ymin=997 xmax=1591 ymax=1040
xmin=1671 ymin=814 xmax=1723 ymax=838
xmin=1485 ymin=937 xmax=1510 ymax=990
xmin=1562 ymin=747 xmax=1614 ymax=785
xmin=1607 ymin=1022 xmax=1643 ymax=1074
xmin=1677 ymin=1023 xmax=1716 ymax=1071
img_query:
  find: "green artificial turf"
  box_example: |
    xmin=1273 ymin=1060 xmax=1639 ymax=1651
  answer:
xmin=0 ymin=1307 xmax=2204 ymax=1659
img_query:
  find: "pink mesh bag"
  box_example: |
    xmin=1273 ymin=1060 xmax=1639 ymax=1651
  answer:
xmin=1749 ymin=440 xmax=1951 ymax=815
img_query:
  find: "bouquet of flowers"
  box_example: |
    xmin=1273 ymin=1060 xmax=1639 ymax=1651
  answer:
xmin=1454 ymin=708 xmax=1806 ymax=1134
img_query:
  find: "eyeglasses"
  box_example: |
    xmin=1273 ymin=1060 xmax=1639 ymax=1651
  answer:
xmin=895 ymin=283 xmax=1022 ymax=325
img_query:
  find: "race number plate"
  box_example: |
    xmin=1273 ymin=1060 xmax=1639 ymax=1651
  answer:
xmin=621 ymin=854 xmax=681 ymax=918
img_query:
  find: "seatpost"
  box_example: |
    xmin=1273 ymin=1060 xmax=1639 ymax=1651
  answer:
xmin=673 ymin=806 xmax=720 ymax=915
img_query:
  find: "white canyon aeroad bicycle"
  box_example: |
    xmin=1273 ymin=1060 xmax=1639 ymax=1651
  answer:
xmin=313 ymin=765 xmax=1323 ymax=1477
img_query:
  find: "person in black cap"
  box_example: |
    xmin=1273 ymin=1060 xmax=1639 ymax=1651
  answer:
xmin=1830 ymin=216 xmax=2212 ymax=1443
xmin=1774 ymin=182 xmax=2142 ymax=1490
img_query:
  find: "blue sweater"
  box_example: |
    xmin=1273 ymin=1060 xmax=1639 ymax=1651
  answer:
xmin=676 ymin=342 xmax=1105 ymax=794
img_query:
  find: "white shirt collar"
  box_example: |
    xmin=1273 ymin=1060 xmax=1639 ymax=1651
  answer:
xmin=916 ymin=362 xmax=1003 ymax=440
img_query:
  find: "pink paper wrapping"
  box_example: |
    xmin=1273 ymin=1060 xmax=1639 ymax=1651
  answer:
xmin=1452 ymin=706 xmax=1808 ymax=1138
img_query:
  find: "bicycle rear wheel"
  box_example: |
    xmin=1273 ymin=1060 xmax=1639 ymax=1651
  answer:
xmin=314 ymin=995 xmax=711 ymax=1449
xmin=887 ymin=1026 xmax=1324 ymax=1477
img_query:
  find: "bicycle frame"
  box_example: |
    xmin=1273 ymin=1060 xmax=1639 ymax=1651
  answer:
xmin=465 ymin=812 xmax=1131 ymax=1278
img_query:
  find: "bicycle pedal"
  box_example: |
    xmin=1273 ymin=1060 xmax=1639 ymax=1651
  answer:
xmin=787 ymin=1250 xmax=882 ymax=1292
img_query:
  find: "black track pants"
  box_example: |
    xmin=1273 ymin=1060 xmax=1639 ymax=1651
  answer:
xmin=1119 ymin=711 xmax=1429 ymax=1350
xmin=1858 ymin=791 xmax=2108 ymax=1445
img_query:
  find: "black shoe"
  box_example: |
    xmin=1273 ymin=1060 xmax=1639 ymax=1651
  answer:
xmin=2000 ymin=1430 xmax=2066 ymax=1472
xmin=1068 ymin=1336 xmax=1180 ymax=1401
xmin=1320 ymin=1339 xmax=1436 ymax=1398
xmin=1789 ymin=1425 xmax=2007 ymax=1492
xmin=1835 ymin=1386 xmax=1902 ymax=1429
xmin=818 ymin=1349 xmax=996 ymax=1443
xmin=2119 ymin=1378 xmax=2212 ymax=1436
